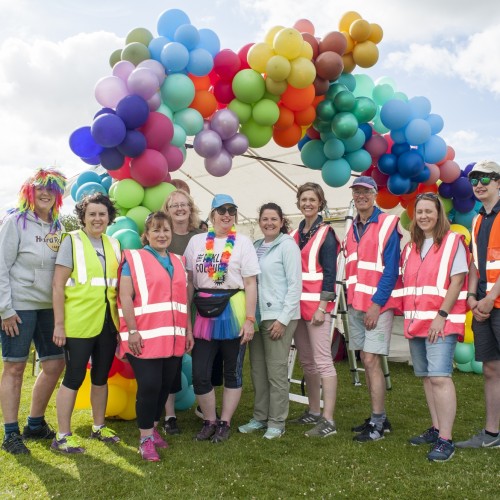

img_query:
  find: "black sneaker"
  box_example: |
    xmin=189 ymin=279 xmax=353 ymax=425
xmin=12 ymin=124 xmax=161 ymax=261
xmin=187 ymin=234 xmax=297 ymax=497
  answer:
xmin=163 ymin=417 xmax=181 ymax=435
xmin=353 ymin=423 xmax=384 ymax=442
xmin=2 ymin=432 xmax=30 ymax=454
xmin=352 ymin=417 xmax=392 ymax=434
xmin=22 ymin=421 xmax=56 ymax=440
xmin=409 ymin=427 xmax=439 ymax=446
xmin=194 ymin=420 xmax=217 ymax=441
xmin=427 ymin=438 xmax=455 ymax=462
xmin=211 ymin=420 xmax=231 ymax=443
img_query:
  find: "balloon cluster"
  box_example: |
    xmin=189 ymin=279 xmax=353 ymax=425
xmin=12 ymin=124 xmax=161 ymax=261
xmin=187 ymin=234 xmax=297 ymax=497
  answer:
xmin=454 ymin=312 xmax=483 ymax=374
xmin=70 ymin=170 xmax=112 ymax=202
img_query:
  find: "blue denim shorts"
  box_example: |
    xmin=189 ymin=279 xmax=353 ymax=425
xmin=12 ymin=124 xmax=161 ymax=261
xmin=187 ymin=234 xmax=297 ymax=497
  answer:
xmin=409 ymin=334 xmax=458 ymax=377
xmin=1 ymin=309 xmax=63 ymax=362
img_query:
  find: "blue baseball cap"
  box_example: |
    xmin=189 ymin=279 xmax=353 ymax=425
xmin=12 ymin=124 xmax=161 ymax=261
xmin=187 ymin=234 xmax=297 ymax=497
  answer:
xmin=211 ymin=194 xmax=238 ymax=210
xmin=349 ymin=176 xmax=378 ymax=192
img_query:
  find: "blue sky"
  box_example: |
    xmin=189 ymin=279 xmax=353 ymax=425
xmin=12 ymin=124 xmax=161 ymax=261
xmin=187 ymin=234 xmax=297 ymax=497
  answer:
xmin=1 ymin=0 xmax=499 ymax=214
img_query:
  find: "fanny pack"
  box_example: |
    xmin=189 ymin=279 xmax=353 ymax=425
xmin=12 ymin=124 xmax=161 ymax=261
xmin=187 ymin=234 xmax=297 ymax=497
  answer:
xmin=193 ymin=288 xmax=240 ymax=318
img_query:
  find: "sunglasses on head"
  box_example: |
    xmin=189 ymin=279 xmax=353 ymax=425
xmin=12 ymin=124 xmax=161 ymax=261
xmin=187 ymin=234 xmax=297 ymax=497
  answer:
xmin=469 ymin=175 xmax=499 ymax=186
xmin=215 ymin=206 xmax=237 ymax=216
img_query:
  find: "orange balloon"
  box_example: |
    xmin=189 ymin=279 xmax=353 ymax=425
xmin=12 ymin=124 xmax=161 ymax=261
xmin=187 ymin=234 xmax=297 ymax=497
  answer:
xmin=189 ymin=74 xmax=211 ymax=91
xmin=190 ymin=90 xmax=217 ymax=118
xmin=273 ymin=123 xmax=302 ymax=148
xmin=274 ymin=105 xmax=295 ymax=130
xmin=280 ymin=84 xmax=315 ymax=111
xmin=294 ymin=105 xmax=316 ymax=126
xmin=406 ymin=201 xmax=415 ymax=219
xmin=417 ymin=183 xmax=438 ymax=195
xmin=376 ymin=188 xmax=400 ymax=209
xmin=312 ymin=95 xmax=326 ymax=107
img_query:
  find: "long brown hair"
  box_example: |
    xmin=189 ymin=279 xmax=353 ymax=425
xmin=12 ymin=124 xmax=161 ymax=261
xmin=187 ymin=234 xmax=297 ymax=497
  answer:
xmin=410 ymin=193 xmax=450 ymax=251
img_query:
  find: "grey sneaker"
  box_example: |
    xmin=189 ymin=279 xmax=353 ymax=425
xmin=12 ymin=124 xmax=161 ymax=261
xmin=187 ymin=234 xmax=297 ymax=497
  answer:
xmin=304 ymin=417 xmax=337 ymax=438
xmin=456 ymin=429 xmax=500 ymax=449
xmin=263 ymin=428 xmax=285 ymax=440
xmin=238 ymin=419 xmax=267 ymax=434
xmin=289 ymin=411 xmax=321 ymax=425
xmin=211 ymin=420 xmax=231 ymax=443
xmin=353 ymin=423 xmax=384 ymax=442
xmin=194 ymin=420 xmax=217 ymax=441
xmin=427 ymin=438 xmax=455 ymax=462
xmin=409 ymin=427 xmax=439 ymax=446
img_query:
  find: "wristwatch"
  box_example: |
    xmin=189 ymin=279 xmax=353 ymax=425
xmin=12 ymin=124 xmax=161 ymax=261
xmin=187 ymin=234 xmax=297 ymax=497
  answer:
xmin=318 ymin=307 xmax=327 ymax=314
xmin=437 ymin=310 xmax=448 ymax=318
xmin=129 ymin=329 xmax=139 ymax=335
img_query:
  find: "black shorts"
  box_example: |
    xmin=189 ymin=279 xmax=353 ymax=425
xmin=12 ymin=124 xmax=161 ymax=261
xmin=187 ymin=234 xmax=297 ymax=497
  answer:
xmin=472 ymin=308 xmax=500 ymax=362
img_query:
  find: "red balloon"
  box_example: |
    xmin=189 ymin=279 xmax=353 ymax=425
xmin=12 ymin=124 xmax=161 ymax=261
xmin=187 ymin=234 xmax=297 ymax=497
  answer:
xmin=319 ymin=31 xmax=347 ymax=55
xmin=119 ymin=360 xmax=136 ymax=379
xmin=213 ymin=79 xmax=235 ymax=104
xmin=371 ymin=168 xmax=389 ymax=186
xmin=237 ymin=43 xmax=253 ymax=70
xmin=214 ymin=49 xmax=241 ymax=81
xmin=306 ymin=126 xmax=320 ymax=140
xmin=130 ymin=149 xmax=169 ymax=187
xmin=315 ymin=51 xmax=344 ymax=81
xmin=109 ymin=157 xmax=132 ymax=180
xmin=140 ymin=112 xmax=174 ymax=151
xmin=364 ymin=134 xmax=388 ymax=159
xmin=108 ymin=356 xmax=120 ymax=377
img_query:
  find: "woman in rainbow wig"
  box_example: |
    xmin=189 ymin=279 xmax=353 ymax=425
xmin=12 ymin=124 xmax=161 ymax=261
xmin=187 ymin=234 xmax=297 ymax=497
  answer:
xmin=0 ymin=167 xmax=67 ymax=455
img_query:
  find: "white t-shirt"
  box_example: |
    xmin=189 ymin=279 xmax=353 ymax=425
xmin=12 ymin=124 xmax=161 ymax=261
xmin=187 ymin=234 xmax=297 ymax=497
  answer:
xmin=184 ymin=232 xmax=260 ymax=289
xmin=421 ymin=237 xmax=469 ymax=276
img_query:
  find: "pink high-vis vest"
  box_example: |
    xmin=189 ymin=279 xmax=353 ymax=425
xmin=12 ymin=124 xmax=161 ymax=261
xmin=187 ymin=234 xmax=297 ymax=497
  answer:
xmin=118 ymin=249 xmax=188 ymax=359
xmin=344 ymin=213 xmax=400 ymax=313
xmin=291 ymin=224 xmax=339 ymax=321
xmin=398 ymin=231 xmax=468 ymax=340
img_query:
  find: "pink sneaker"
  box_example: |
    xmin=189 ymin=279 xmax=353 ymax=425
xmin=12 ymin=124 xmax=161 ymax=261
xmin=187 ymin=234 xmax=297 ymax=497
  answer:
xmin=139 ymin=438 xmax=160 ymax=462
xmin=153 ymin=428 xmax=168 ymax=449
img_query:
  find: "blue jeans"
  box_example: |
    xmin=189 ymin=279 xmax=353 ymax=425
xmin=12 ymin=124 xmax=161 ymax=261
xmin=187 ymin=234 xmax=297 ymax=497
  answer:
xmin=1 ymin=309 xmax=63 ymax=362
xmin=409 ymin=335 xmax=458 ymax=377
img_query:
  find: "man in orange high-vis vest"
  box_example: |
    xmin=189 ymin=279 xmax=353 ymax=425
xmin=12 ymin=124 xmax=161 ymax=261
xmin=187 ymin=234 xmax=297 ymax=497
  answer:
xmin=458 ymin=160 xmax=500 ymax=449
xmin=344 ymin=176 xmax=401 ymax=443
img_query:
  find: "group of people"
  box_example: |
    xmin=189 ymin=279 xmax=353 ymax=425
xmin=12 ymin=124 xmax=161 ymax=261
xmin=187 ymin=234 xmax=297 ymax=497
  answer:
xmin=1 ymin=162 xmax=499 ymax=464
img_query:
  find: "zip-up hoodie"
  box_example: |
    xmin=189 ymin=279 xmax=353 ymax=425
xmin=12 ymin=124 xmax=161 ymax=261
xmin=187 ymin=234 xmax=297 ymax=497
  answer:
xmin=254 ymin=233 xmax=302 ymax=326
xmin=0 ymin=211 xmax=63 ymax=318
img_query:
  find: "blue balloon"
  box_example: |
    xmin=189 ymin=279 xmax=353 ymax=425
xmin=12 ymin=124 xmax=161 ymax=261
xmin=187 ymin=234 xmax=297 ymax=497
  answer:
xmin=427 ymin=113 xmax=444 ymax=135
xmin=181 ymin=354 xmax=193 ymax=385
xmin=186 ymin=48 xmax=214 ymax=76
xmin=298 ymin=135 xmax=311 ymax=151
xmin=70 ymin=182 xmax=79 ymax=202
xmin=387 ymin=173 xmax=411 ymax=195
xmin=378 ymin=153 xmax=398 ymax=175
xmin=405 ymin=118 xmax=432 ymax=145
xmin=81 ymin=155 xmax=101 ymax=166
xmin=101 ymin=175 xmax=113 ymax=192
xmin=380 ymin=99 xmax=411 ymax=130
xmin=453 ymin=209 xmax=477 ymax=229
xmin=438 ymin=182 xmax=453 ymax=199
xmin=161 ymin=42 xmax=189 ymax=72
xmin=453 ymin=196 xmax=476 ymax=214
xmin=100 ymin=147 xmax=125 ymax=170
xmin=390 ymin=128 xmax=407 ymax=144
xmin=77 ymin=170 xmax=101 ymax=187
xmin=117 ymin=130 xmax=147 ymax=158
xmin=174 ymin=24 xmax=200 ymax=51
xmin=463 ymin=162 xmax=475 ymax=176
xmin=420 ymin=135 xmax=447 ymax=164
xmin=342 ymin=128 xmax=366 ymax=153
xmin=94 ymin=107 xmax=115 ymax=119
xmin=196 ymin=29 xmax=220 ymax=57
xmin=397 ymin=150 xmax=424 ymax=178
xmin=91 ymin=114 xmax=127 ymax=148
xmin=408 ymin=96 xmax=431 ymax=119
xmin=75 ymin=182 xmax=107 ymax=202
xmin=69 ymin=127 xmax=103 ymax=158
xmin=157 ymin=9 xmax=191 ymax=39
xmin=148 ymin=36 xmax=169 ymax=61
xmin=359 ymin=123 xmax=373 ymax=141
xmin=338 ymin=73 xmax=356 ymax=92
xmin=116 ymin=95 xmax=150 ymax=130
xmin=411 ymin=166 xmax=430 ymax=183
xmin=391 ymin=142 xmax=410 ymax=157
xmin=321 ymin=158 xmax=351 ymax=187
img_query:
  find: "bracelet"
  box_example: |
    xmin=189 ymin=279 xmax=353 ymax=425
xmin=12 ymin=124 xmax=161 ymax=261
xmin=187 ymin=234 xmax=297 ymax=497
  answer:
xmin=467 ymin=292 xmax=477 ymax=299
xmin=129 ymin=329 xmax=139 ymax=335
xmin=318 ymin=307 xmax=327 ymax=314
xmin=246 ymin=316 xmax=256 ymax=322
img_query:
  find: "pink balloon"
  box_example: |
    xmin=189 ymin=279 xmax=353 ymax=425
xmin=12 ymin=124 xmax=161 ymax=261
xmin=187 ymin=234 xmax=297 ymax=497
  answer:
xmin=137 ymin=59 xmax=166 ymax=86
xmin=423 ymin=163 xmax=440 ymax=185
xmin=112 ymin=60 xmax=135 ymax=82
xmin=210 ymin=109 xmax=239 ymax=140
xmin=213 ymin=80 xmax=235 ymax=104
xmin=163 ymin=171 xmax=172 ymax=182
xmin=130 ymin=149 xmax=169 ymax=187
xmin=147 ymin=92 xmax=161 ymax=111
xmin=293 ymin=19 xmax=315 ymax=35
xmin=213 ymin=49 xmax=241 ymax=81
xmin=439 ymin=160 xmax=461 ymax=183
xmin=127 ymin=68 xmax=160 ymax=100
xmin=204 ymin=149 xmax=232 ymax=176
xmin=364 ymin=134 xmax=388 ymax=159
xmin=94 ymin=76 xmax=129 ymax=109
xmin=223 ymin=133 xmax=249 ymax=156
xmin=237 ymin=43 xmax=253 ymax=70
xmin=140 ymin=112 xmax=174 ymax=151
xmin=161 ymin=144 xmax=185 ymax=172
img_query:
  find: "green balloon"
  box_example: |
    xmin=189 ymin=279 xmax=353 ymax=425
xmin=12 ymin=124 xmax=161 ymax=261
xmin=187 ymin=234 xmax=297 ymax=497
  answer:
xmin=121 ymin=42 xmax=151 ymax=66
xmin=161 ymin=74 xmax=195 ymax=112
xmin=331 ymin=112 xmax=358 ymax=139
xmin=109 ymin=49 xmax=122 ymax=68
xmin=142 ymin=183 xmax=176 ymax=212
xmin=113 ymin=229 xmax=143 ymax=250
xmin=126 ymin=27 xmax=153 ymax=46
xmin=300 ymin=140 xmax=327 ymax=170
xmin=440 ymin=196 xmax=453 ymax=214
xmin=262 ymin=92 xmax=280 ymax=103
xmin=353 ymin=74 xmax=374 ymax=98
xmin=321 ymin=158 xmax=351 ymax=187
xmin=126 ymin=206 xmax=151 ymax=235
xmin=239 ymin=119 xmax=273 ymax=148
xmin=372 ymin=113 xmax=389 ymax=134
xmin=313 ymin=119 xmax=332 ymax=134
xmin=174 ymin=108 xmax=204 ymax=136
xmin=456 ymin=361 xmax=473 ymax=373
xmin=471 ymin=359 xmax=483 ymax=375
xmin=113 ymin=179 xmax=144 ymax=209
xmin=338 ymin=73 xmax=356 ymax=92
xmin=333 ymin=91 xmax=356 ymax=112
xmin=232 ymin=69 xmax=266 ymax=104
xmin=171 ymin=124 xmax=187 ymax=147
xmin=345 ymin=149 xmax=372 ymax=173
xmin=107 ymin=216 xmax=139 ymax=237
xmin=326 ymin=83 xmax=348 ymax=100
xmin=114 ymin=203 xmax=128 ymax=217
xmin=353 ymin=97 xmax=377 ymax=123
xmin=316 ymin=100 xmax=336 ymax=122
xmin=228 ymin=99 xmax=252 ymax=124
xmin=157 ymin=103 xmax=174 ymax=121
xmin=454 ymin=342 xmax=474 ymax=365
xmin=323 ymin=138 xmax=345 ymax=160
xmin=372 ymin=84 xmax=395 ymax=106
xmin=342 ymin=128 xmax=366 ymax=153
xmin=252 ymin=99 xmax=280 ymax=126
xmin=108 ymin=182 xmax=118 ymax=199
xmin=399 ymin=209 xmax=411 ymax=231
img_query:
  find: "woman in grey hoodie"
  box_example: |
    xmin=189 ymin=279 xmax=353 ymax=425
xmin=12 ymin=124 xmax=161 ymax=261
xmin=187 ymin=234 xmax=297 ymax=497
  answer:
xmin=0 ymin=168 xmax=66 ymax=455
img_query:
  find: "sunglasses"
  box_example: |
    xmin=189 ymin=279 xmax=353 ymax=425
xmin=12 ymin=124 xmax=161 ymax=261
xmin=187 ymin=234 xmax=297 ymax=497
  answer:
xmin=469 ymin=176 xmax=499 ymax=186
xmin=215 ymin=206 xmax=237 ymax=216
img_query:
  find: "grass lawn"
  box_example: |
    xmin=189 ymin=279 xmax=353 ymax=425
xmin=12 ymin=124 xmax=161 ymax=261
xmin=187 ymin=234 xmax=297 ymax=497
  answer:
xmin=0 ymin=355 xmax=499 ymax=499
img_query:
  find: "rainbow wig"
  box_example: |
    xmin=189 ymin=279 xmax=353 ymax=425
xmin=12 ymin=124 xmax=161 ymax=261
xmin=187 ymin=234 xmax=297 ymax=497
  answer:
xmin=16 ymin=167 xmax=67 ymax=230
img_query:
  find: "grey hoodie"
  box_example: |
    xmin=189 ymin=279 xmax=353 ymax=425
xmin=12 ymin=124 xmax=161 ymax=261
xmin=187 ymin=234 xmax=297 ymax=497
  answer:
xmin=0 ymin=211 xmax=63 ymax=318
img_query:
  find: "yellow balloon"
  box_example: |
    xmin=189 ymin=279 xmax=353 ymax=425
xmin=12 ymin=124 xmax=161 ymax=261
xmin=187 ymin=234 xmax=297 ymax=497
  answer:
xmin=248 ymin=42 xmax=275 ymax=74
xmin=341 ymin=53 xmax=356 ymax=74
xmin=342 ymin=32 xmax=355 ymax=54
xmin=273 ymin=28 xmax=303 ymax=60
xmin=265 ymin=77 xmax=288 ymax=96
xmin=450 ymin=224 xmax=471 ymax=245
xmin=299 ymin=40 xmax=313 ymax=60
xmin=74 ymin=370 xmax=91 ymax=410
xmin=287 ymin=57 xmax=316 ymax=89
xmin=265 ymin=25 xmax=285 ymax=46
xmin=352 ymin=41 xmax=379 ymax=68
xmin=265 ymin=55 xmax=291 ymax=82
xmin=338 ymin=11 xmax=362 ymax=32
xmin=349 ymin=19 xmax=372 ymax=42
xmin=105 ymin=384 xmax=127 ymax=417
xmin=368 ymin=23 xmax=384 ymax=44
xmin=117 ymin=393 xmax=137 ymax=420
xmin=109 ymin=373 xmax=130 ymax=391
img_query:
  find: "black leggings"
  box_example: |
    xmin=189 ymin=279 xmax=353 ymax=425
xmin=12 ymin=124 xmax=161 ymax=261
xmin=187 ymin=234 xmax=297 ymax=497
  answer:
xmin=126 ymin=355 xmax=181 ymax=429
xmin=62 ymin=321 xmax=117 ymax=390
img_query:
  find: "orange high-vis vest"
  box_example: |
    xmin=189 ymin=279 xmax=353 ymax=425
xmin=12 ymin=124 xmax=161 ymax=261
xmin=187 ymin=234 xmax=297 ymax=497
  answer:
xmin=344 ymin=213 xmax=400 ymax=313
xmin=399 ymin=231 xmax=469 ymax=340
xmin=117 ymin=249 xmax=188 ymax=359
xmin=472 ymin=213 xmax=500 ymax=308
xmin=290 ymin=224 xmax=339 ymax=321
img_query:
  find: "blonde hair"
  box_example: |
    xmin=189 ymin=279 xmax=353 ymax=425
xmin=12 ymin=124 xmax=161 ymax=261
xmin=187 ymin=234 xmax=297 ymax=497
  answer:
xmin=162 ymin=189 xmax=200 ymax=232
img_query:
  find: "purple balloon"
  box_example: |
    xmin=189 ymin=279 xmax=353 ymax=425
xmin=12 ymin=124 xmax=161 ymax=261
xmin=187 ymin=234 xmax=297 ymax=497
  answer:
xmin=112 ymin=60 xmax=135 ymax=82
xmin=209 ymin=109 xmax=239 ymax=140
xmin=81 ymin=155 xmax=102 ymax=166
xmin=91 ymin=113 xmax=127 ymax=148
xmin=453 ymin=196 xmax=476 ymax=214
xmin=117 ymin=130 xmax=147 ymax=158
xmin=100 ymin=147 xmax=125 ymax=170
xmin=137 ymin=59 xmax=166 ymax=85
xmin=193 ymin=130 xmax=222 ymax=158
xmin=147 ymin=92 xmax=161 ymax=111
xmin=94 ymin=107 xmax=115 ymax=119
xmin=438 ymin=182 xmax=453 ymax=199
xmin=204 ymin=149 xmax=232 ymax=177
xmin=127 ymin=68 xmax=160 ymax=100
xmin=451 ymin=176 xmax=474 ymax=200
xmin=116 ymin=94 xmax=150 ymax=129
xmin=223 ymin=133 xmax=248 ymax=156
xmin=69 ymin=126 xmax=103 ymax=158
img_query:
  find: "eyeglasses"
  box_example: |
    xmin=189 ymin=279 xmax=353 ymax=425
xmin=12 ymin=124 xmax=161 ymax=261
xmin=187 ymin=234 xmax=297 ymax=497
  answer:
xmin=352 ymin=189 xmax=375 ymax=197
xmin=168 ymin=203 xmax=189 ymax=209
xmin=469 ymin=176 xmax=499 ymax=186
xmin=215 ymin=206 xmax=237 ymax=216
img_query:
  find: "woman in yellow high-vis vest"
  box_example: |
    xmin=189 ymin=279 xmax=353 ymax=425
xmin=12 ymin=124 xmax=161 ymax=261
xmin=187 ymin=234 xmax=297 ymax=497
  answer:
xmin=51 ymin=193 xmax=121 ymax=454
